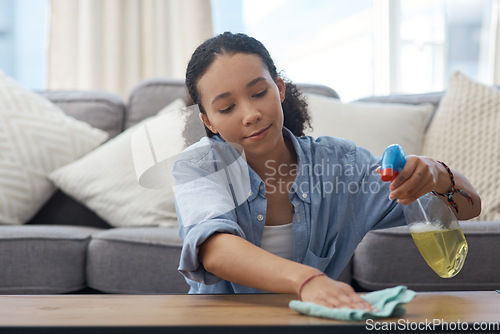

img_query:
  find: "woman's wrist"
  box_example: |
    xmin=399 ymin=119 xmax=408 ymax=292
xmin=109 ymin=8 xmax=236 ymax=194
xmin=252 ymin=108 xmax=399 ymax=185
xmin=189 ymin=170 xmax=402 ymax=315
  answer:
xmin=431 ymin=160 xmax=474 ymax=214
xmin=298 ymin=272 xmax=326 ymax=301
xmin=432 ymin=159 xmax=453 ymax=194
xmin=290 ymin=267 xmax=324 ymax=297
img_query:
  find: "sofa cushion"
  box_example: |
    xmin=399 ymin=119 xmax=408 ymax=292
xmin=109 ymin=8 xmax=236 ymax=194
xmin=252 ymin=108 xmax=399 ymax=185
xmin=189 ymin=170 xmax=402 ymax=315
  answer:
xmin=49 ymin=99 xmax=186 ymax=228
xmin=26 ymin=90 xmax=127 ymax=228
xmin=304 ymin=93 xmax=433 ymax=156
xmin=0 ymin=225 xmax=101 ymax=293
xmin=126 ymin=78 xmax=188 ymax=129
xmin=356 ymin=91 xmax=444 ymax=111
xmin=40 ymin=91 xmax=126 ymax=139
xmin=355 ymin=91 xmax=444 ymax=132
xmin=422 ymin=72 xmax=500 ymax=221
xmin=352 ymin=221 xmax=500 ymax=291
xmin=26 ymin=190 xmax=112 ymax=229
xmin=86 ymin=227 xmax=188 ymax=294
xmin=0 ymin=71 xmax=109 ymax=226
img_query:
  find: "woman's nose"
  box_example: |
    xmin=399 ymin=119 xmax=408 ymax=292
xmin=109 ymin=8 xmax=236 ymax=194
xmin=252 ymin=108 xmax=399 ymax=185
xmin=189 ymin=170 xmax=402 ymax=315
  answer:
xmin=241 ymin=105 xmax=262 ymax=125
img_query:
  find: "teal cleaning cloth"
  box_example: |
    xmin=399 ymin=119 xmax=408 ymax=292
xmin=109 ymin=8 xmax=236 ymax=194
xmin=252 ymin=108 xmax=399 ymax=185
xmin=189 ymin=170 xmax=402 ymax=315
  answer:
xmin=289 ymin=285 xmax=416 ymax=321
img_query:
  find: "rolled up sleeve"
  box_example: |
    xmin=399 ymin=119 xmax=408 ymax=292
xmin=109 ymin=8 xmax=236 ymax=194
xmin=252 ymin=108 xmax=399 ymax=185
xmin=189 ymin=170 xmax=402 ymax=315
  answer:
xmin=172 ymin=140 xmax=249 ymax=284
xmin=177 ymin=215 xmax=245 ymax=284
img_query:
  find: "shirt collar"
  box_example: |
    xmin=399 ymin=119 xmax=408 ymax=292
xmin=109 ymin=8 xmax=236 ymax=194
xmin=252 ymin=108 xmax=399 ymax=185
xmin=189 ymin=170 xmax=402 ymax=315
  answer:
xmin=212 ymin=128 xmax=312 ymax=203
xmin=210 ymin=135 xmax=264 ymax=201
xmin=247 ymin=169 xmax=264 ymax=201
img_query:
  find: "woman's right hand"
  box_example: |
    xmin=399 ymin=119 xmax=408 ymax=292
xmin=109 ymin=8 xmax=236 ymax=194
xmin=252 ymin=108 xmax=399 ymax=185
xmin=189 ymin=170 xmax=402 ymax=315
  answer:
xmin=299 ymin=274 xmax=375 ymax=311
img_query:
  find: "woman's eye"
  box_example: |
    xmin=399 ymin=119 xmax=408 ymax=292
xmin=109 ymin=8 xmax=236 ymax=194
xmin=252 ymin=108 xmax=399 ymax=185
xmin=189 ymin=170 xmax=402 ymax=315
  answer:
xmin=253 ymin=89 xmax=268 ymax=98
xmin=219 ymin=105 xmax=234 ymax=113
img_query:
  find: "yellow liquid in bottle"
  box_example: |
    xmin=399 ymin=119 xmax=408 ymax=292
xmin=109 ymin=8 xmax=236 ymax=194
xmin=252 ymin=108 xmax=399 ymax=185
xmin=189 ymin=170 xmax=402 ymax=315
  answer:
xmin=410 ymin=223 xmax=468 ymax=278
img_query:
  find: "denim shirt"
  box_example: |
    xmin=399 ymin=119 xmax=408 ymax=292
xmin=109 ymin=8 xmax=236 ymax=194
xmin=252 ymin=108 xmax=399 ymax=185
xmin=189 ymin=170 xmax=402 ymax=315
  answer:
xmin=173 ymin=127 xmax=405 ymax=294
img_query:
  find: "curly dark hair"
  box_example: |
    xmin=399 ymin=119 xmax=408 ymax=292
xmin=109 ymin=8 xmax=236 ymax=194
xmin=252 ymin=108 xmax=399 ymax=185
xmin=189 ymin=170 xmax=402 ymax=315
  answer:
xmin=185 ymin=32 xmax=311 ymax=137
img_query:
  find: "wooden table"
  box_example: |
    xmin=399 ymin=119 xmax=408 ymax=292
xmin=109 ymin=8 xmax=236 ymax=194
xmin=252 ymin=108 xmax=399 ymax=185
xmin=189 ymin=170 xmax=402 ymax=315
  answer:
xmin=0 ymin=291 xmax=499 ymax=333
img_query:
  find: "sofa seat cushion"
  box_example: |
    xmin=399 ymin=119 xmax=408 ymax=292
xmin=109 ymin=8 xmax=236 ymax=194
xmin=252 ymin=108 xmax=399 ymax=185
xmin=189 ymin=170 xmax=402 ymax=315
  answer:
xmin=0 ymin=225 xmax=101 ymax=294
xmin=352 ymin=221 xmax=500 ymax=291
xmin=86 ymin=227 xmax=188 ymax=294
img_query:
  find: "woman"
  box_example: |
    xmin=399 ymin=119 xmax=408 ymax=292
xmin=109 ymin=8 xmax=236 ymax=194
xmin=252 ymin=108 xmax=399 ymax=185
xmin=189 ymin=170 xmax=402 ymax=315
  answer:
xmin=173 ymin=32 xmax=481 ymax=310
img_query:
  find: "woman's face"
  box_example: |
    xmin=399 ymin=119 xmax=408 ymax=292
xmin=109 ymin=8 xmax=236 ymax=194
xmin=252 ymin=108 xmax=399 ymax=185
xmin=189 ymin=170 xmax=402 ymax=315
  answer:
xmin=197 ymin=53 xmax=286 ymax=160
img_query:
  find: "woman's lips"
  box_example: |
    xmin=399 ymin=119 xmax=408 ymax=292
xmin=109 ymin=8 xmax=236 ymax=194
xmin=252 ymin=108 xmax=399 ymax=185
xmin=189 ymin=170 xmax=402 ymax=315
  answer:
xmin=245 ymin=125 xmax=271 ymax=141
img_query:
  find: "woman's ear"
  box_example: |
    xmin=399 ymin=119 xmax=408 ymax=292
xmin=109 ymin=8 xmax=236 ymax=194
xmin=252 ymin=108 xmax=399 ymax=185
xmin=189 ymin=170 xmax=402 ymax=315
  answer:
xmin=199 ymin=113 xmax=217 ymax=134
xmin=277 ymin=77 xmax=286 ymax=103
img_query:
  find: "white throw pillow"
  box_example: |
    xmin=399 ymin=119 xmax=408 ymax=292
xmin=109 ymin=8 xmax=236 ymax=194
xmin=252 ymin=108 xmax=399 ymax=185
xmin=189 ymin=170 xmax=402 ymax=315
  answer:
xmin=0 ymin=71 xmax=108 ymax=225
xmin=304 ymin=93 xmax=433 ymax=157
xmin=49 ymin=99 xmax=187 ymax=227
xmin=422 ymin=72 xmax=500 ymax=221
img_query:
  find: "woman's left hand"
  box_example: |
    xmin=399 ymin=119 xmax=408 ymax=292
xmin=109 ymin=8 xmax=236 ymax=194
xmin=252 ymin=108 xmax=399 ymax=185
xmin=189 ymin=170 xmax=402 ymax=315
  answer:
xmin=376 ymin=155 xmax=450 ymax=205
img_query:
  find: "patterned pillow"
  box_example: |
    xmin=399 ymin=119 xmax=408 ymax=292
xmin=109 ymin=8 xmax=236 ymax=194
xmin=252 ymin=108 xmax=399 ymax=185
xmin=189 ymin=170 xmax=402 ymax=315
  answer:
xmin=422 ymin=72 xmax=500 ymax=221
xmin=49 ymin=99 xmax=187 ymax=227
xmin=0 ymin=71 xmax=108 ymax=225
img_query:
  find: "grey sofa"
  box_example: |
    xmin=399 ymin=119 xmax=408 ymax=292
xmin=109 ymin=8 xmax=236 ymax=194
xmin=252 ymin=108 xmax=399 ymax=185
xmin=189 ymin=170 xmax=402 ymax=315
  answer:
xmin=1 ymin=78 xmax=499 ymax=294
xmin=0 ymin=79 xmax=339 ymax=294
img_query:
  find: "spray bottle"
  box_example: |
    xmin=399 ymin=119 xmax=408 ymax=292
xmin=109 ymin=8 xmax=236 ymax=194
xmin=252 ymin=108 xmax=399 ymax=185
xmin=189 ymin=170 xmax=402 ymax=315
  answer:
xmin=380 ymin=144 xmax=468 ymax=278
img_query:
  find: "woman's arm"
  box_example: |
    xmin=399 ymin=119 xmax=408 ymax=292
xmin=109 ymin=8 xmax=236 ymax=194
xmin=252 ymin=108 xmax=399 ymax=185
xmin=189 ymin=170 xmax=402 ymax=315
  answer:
xmin=200 ymin=232 xmax=374 ymax=310
xmin=386 ymin=156 xmax=481 ymax=220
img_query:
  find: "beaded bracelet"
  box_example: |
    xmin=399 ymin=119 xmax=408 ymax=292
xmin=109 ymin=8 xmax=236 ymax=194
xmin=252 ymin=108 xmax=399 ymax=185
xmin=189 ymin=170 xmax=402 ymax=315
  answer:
xmin=431 ymin=161 xmax=473 ymax=213
xmin=298 ymin=273 xmax=326 ymax=301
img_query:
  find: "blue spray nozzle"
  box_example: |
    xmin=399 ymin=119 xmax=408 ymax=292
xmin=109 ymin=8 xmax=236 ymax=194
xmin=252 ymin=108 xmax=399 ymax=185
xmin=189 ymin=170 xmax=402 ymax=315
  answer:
xmin=380 ymin=144 xmax=406 ymax=182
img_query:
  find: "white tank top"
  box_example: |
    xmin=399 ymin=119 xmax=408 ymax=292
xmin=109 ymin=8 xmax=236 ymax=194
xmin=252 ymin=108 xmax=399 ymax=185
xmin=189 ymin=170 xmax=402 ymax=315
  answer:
xmin=260 ymin=223 xmax=294 ymax=261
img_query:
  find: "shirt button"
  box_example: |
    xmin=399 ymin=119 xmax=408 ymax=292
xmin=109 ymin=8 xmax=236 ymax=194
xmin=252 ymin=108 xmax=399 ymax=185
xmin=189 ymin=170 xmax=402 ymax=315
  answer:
xmin=259 ymin=185 xmax=264 ymax=191
xmin=302 ymin=193 xmax=308 ymax=199
xmin=257 ymin=214 xmax=264 ymax=221
xmin=249 ymin=191 xmax=253 ymax=197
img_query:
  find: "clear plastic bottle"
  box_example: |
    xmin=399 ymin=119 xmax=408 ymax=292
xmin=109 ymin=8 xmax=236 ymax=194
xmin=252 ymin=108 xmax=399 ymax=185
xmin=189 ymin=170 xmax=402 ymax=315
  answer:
xmin=404 ymin=193 xmax=468 ymax=278
xmin=381 ymin=144 xmax=468 ymax=278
